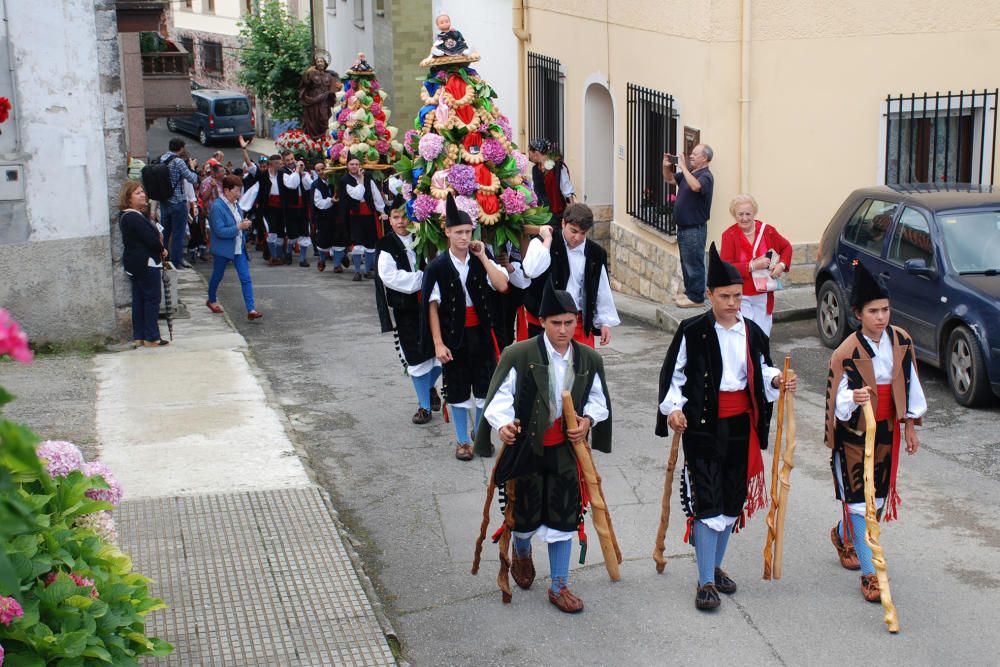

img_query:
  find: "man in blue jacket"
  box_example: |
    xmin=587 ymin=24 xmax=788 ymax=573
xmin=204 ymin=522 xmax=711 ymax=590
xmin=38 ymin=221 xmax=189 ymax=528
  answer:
xmin=206 ymin=175 xmax=262 ymax=320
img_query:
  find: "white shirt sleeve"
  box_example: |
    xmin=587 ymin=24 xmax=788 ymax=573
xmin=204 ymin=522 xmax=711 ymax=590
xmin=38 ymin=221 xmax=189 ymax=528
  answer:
xmin=905 ymin=362 xmax=927 ymax=419
xmin=377 ymin=251 xmax=423 ymax=294
xmin=302 ymin=172 xmax=316 ymax=190
xmin=183 ymin=180 xmax=196 ymax=204
xmin=372 ymin=185 xmax=386 ymax=213
xmin=245 ymin=161 xmax=258 ymax=176
xmin=483 ymin=257 xmax=504 ymax=292
xmin=762 ymin=358 xmax=781 ymax=403
xmin=593 ymin=266 xmax=621 ymax=328
xmin=583 ymin=372 xmax=609 ymax=425
xmin=835 ymin=361 xmax=927 ymax=421
xmin=238 ymin=183 xmax=258 ymax=213
xmin=834 ymin=373 xmax=858 ymax=421
xmin=282 ymin=170 xmax=301 ymax=189
xmin=507 ymin=262 xmax=532 ymax=289
xmin=314 ymin=188 xmax=334 ymax=209
xmin=559 ymin=164 xmax=574 ymax=198
xmin=658 ymin=337 xmax=689 ymax=416
xmin=484 ymin=367 xmax=518 ymax=430
xmin=521 ymin=238 xmax=552 ymax=279
xmin=429 ymin=282 xmax=441 ymax=304
xmin=345 ymin=181 xmax=366 ymax=201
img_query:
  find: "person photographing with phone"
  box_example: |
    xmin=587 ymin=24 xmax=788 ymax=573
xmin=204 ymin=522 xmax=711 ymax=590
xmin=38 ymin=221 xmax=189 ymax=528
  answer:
xmin=662 ymin=144 xmax=714 ymax=308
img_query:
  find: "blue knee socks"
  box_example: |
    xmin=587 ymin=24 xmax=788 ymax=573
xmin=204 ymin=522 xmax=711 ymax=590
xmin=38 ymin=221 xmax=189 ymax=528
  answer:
xmin=548 ymin=539 xmax=572 ymax=593
xmin=411 ymin=373 xmax=432 ymax=410
xmin=848 ymin=513 xmax=875 ymax=575
xmin=451 ymin=406 xmax=470 ymax=444
xmin=715 ymin=525 xmax=732 ymax=569
xmin=351 ymin=253 xmax=363 ymax=274
xmin=693 ymin=521 xmax=721 ymax=587
xmin=429 ymin=365 xmax=442 ymax=386
xmin=299 ymin=244 xmax=308 ymax=263
xmin=513 ymin=536 xmax=531 ymax=558
xmin=364 ymin=251 xmax=375 ymax=273
xmin=332 ymin=248 xmax=346 ymax=266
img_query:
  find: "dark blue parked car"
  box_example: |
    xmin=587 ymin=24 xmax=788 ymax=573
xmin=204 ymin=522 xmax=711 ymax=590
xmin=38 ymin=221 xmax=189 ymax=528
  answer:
xmin=815 ymin=184 xmax=1000 ymax=406
xmin=167 ymin=89 xmax=255 ymax=146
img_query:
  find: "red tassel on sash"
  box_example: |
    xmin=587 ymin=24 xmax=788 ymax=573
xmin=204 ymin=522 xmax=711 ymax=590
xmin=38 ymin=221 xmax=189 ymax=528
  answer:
xmin=875 ymin=384 xmax=902 ymax=522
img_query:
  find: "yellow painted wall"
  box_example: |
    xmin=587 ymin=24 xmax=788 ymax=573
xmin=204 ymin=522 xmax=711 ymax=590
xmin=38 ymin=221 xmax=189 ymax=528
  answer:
xmin=522 ymin=0 xmax=1000 ymax=247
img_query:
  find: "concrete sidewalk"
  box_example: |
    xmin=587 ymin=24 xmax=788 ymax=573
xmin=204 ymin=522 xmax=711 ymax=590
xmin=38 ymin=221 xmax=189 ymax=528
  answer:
xmin=102 ymin=271 xmax=397 ymax=666
xmin=613 ymin=285 xmax=816 ymax=333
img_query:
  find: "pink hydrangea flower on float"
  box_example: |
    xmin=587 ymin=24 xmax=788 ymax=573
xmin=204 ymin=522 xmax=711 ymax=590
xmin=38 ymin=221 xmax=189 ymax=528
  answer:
xmin=401 ymin=182 xmax=413 ymax=199
xmin=375 ymin=140 xmax=391 ymax=155
xmin=447 ymin=164 xmax=477 ymax=196
xmin=482 ymin=138 xmax=507 ymax=164
xmin=455 ymin=195 xmax=480 ymax=221
xmin=75 ymin=510 xmax=118 ymax=545
xmin=418 ymin=132 xmax=444 ymax=161
xmin=500 ymin=187 xmax=528 ymax=215
xmin=412 ymin=194 xmax=439 ymax=221
xmin=513 ymin=150 xmax=531 ymax=178
xmin=337 ymin=108 xmax=351 ymax=124
xmin=0 ymin=308 xmax=32 ymax=363
xmin=497 ymin=115 xmax=513 ymax=141
xmin=36 ymin=440 xmax=84 ymax=477
xmin=82 ymin=461 xmax=123 ymax=506
xmin=0 ymin=596 xmax=23 ymax=626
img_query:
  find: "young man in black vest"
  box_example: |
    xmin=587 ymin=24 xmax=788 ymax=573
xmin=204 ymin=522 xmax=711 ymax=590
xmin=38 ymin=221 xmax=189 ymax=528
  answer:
xmin=245 ymin=153 xmax=287 ymax=266
xmin=656 ymin=243 xmax=796 ymax=611
xmin=311 ymin=168 xmax=349 ymax=273
xmin=474 ymin=285 xmax=612 ymax=613
xmin=278 ymin=150 xmax=312 ymax=267
xmin=520 ymin=203 xmax=620 ymax=347
xmin=422 ymin=194 xmax=510 ymax=461
xmin=375 ymin=194 xmax=442 ymax=424
xmin=339 ymin=156 xmax=388 ymax=281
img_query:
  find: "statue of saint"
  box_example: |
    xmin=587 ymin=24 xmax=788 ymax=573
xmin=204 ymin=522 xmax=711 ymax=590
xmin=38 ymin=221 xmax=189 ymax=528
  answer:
xmin=299 ymin=56 xmax=342 ymax=139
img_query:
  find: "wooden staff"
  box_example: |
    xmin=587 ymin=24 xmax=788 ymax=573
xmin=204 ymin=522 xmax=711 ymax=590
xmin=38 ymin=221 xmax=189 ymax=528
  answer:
xmin=763 ymin=356 xmax=791 ymax=580
xmin=471 ymin=440 xmax=509 ymax=576
xmin=652 ymin=431 xmax=681 ymax=573
xmin=772 ymin=381 xmax=797 ymax=579
xmin=496 ymin=480 xmax=515 ymax=604
xmin=861 ymin=401 xmax=900 ymax=633
xmin=561 ymin=390 xmax=622 ymax=581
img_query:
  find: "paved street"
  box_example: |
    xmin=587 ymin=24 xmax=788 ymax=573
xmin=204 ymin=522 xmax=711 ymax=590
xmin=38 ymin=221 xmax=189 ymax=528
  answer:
xmin=146 ymin=118 xmax=264 ymax=165
xmin=206 ymin=255 xmax=1000 ymax=666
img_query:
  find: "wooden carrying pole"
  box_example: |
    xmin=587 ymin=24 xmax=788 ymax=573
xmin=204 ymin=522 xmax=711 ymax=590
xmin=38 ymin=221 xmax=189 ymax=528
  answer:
xmin=861 ymin=401 xmax=900 ymax=633
xmin=772 ymin=382 xmax=797 ymax=579
xmin=763 ymin=356 xmax=791 ymax=580
xmin=652 ymin=431 xmax=681 ymax=573
xmin=561 ymin=390 xmax=622 ymax=581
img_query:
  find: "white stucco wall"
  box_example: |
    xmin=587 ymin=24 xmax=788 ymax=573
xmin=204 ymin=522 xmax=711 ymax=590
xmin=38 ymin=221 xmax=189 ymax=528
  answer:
xmin=432 ymin=0 xmax=520 ymax=141
xmin=323 ymin=0 xmax=376 ymax=73
xmin=5 ymin=0 xmax=113 ymax=242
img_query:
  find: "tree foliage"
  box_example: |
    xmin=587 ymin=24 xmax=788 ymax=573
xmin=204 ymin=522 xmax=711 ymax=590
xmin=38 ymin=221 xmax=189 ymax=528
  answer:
xmin=237 ymin=1 xmax=313 ymax=121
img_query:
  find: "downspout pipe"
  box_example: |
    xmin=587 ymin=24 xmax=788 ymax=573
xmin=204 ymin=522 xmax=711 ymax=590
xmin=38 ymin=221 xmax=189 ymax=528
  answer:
xmin=512 ymin=0 xmax=530 ymax=148
xmin=739 ymin=0 xmax=751 ymax=193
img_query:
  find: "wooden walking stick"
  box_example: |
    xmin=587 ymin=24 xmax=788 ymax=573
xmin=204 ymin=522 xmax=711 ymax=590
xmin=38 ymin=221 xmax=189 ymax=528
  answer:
xmin=763 ymin=356 xmax=791 ymax=580
xmin=862 ymin=401 xmax=900 ymax=633
xmin=652 ymin=430 xmax=681 ymax=573
xmin=772 ymin=377 xmax=797 ymax=580
xmin=561 ymin=391 xmax=622 ymax=581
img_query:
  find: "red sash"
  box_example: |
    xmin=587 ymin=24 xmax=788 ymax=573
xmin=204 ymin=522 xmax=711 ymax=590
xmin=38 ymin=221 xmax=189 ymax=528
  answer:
xmin=267 ymin=194 xmax=281 ymax=207
xmin=543 ymin=418 xmax=564 ymax=446
xmin=358 ymin=202 xmax=372 ymax=216
xmin=465 ymin=306 xmax=501 ymax=358
xmin=288 ymin=193 xmax=304 ymax=209
xmin=875 ymin=383 xmax=902 ymax=521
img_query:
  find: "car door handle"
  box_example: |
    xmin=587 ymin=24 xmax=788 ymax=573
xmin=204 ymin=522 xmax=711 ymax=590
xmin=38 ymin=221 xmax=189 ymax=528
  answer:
xmin=879 ymin=271 xmax=890 ymax=281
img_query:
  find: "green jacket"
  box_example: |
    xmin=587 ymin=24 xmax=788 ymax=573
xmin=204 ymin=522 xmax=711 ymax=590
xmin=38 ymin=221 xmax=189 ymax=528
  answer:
xmin=473 ymin=335 xmax=612 ymax=457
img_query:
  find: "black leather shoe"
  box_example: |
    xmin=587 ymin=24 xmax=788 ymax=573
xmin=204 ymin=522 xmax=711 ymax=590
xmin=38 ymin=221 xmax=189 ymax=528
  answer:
xmin=714 ymin=568 xmax=737 ymax=595
xmin=299 ymin=260 xmax=310 ymax=268
xmin=352 ymin=273 xmax=363 ymax=282
xmin=695 ymin=583 xmax=721 ymax=611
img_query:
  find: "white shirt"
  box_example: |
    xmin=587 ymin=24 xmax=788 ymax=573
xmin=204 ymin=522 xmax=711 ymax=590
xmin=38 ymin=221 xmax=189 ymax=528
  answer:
xmin=314 ymin=187 xmax=335 ymax=210
xmin=428 ymin=250 xmax=502 ymax=306
xmin=559 ymin=165 xmax=574 ymax=198
xmin=377 ymin=233 xmax=422 ymax=294
xmin=223 ymin=199 xmax=243 ymax=255
xmin=834 ymin=332 xmax=927 ymax=421
xmin=282 ymin=169 xmax=301 ymax=191
xmin=238 ymin=182 xmax=258 ymax=213
xmin=659 ymin=316 xmax=781 ymax=416
xmin=521 ymin=237 xmax=621 ymax=328
xmin=345 ymin=176 xmax=386 ymax=213
xmin=484 ymin=333 xmax=609 ymax=429
xmin=302 ymin=171 xmax=319 ymax=191
xmin=183 ymin=179 xmax=197 ymax=205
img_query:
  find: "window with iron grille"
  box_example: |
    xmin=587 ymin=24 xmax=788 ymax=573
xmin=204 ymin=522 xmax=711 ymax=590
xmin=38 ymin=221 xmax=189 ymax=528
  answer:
xmin=180 ymin=36 xmax=195 ymax=68
xmin=883 ymin=89 xmax=998 ymax=186
xmin=626 ymin=83 xmax=678 ymax=234
xmin=202 ymin=42 xmax=223 ymax=75
xmin=527 ymin=52 xmax=564 ymax=150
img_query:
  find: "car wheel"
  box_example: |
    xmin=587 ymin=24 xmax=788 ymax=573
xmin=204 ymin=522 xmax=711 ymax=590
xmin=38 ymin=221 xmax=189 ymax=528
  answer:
xmin=817 ymin=280 xmax=848 ymax=348
xmin=166 ymin=118 xmax=177 ymax=132
xmin=946 ymin=326 xmax=991 ymax=407
xmin=198 ymin=128 xmax=209 ymax=146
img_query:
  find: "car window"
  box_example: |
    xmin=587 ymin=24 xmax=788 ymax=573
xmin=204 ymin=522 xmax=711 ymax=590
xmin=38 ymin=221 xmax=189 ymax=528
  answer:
xmin=214 ymin=98 xmax=250 ymax=116
xmin=938 ymin=210 xmax=1000 ymax=273
xmin=195 ymin=97 xmax=210 ymax=114
xmin=887 ymin=207 xmax=933 ymax=266
xmin=843 ymin=198 xmax=896 ymax=256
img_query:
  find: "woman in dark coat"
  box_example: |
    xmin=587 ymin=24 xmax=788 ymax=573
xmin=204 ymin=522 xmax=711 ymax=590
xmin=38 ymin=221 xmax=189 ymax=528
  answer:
xmin=118 ymin=181 xmax=168 ymax=347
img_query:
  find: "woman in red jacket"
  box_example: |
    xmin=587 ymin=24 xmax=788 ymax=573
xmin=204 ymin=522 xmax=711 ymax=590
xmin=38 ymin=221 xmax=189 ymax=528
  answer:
xmin=719 ymin=194 xmax=792 ymax=336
